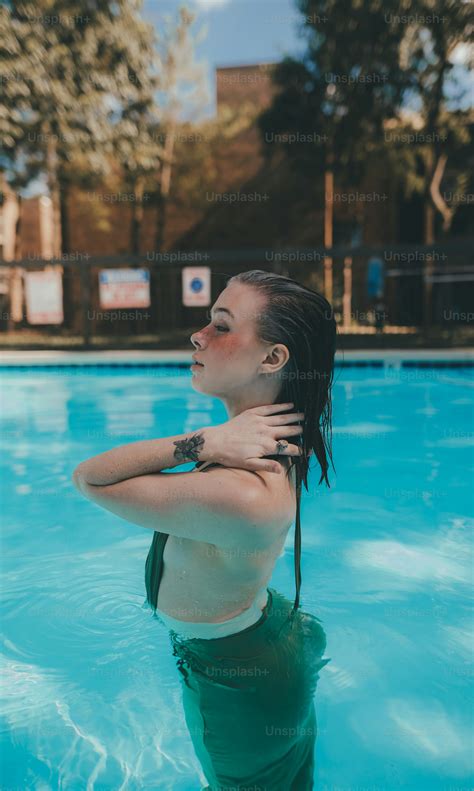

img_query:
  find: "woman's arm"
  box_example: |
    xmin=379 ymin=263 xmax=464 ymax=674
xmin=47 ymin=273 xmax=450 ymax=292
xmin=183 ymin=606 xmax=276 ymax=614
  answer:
xmin=72 ymin=401 xmax=302 ymax=487
xmin=70 ymin=466 xmax=280 ymax=546
xmin=72 ymin=427 xmax=216 ymax=487
xmin=69 ymin=403 xmax=301 ymax=543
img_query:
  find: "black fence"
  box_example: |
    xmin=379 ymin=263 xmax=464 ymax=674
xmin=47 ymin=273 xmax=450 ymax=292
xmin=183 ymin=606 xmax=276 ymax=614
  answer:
xmin=0 ymin=241 xmax=473 ymax=346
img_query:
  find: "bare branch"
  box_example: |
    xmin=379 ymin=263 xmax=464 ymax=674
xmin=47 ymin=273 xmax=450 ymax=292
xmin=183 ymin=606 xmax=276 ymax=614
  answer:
xmin=429 ymin=152 xmax=453 ymax=231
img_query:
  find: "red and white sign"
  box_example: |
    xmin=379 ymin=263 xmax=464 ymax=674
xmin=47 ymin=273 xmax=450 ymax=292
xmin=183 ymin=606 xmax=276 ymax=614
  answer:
xmin=182 ymin=267 xmax=211 ymax=306
xmin=99 ymin=268 xmax=150 ymax=309
xmin=25 ymin=269 xmax=64 ymax=325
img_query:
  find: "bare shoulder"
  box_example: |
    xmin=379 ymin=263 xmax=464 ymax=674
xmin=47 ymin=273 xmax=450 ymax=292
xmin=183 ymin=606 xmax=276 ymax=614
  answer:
xmin=204 ymin=459 xmax=297 ymax=532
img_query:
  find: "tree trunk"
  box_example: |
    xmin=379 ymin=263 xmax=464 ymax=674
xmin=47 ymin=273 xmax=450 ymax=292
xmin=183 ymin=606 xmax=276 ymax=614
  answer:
xmin=154 ymin=191 xmax=166 ymax=255
xmin=14 ymin=194 xmax=22 ymax=261
xmin=155 ymin=122 xmax=176 ymax=252
xmin=323 ymin=149 xmax=334 ymax=303
xmin=342 ymin=256 xmax=352 ymax=329
xmin=59 ymin=175 xmax=70 ymax=254
xmin=45 ymin=121 xmax=62 ymax=256
xmin=423 ymin=147 xmax=435 ymax=329
xmin=130 ymin=177 xmax=144 ymax=254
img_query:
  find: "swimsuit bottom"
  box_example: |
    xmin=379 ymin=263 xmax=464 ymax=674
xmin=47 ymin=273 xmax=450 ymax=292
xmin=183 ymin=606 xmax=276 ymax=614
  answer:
xmin=168 ymin=587 xmax=331 ymax=791
xmin=152 ymin=585 xmax=269 ymax=640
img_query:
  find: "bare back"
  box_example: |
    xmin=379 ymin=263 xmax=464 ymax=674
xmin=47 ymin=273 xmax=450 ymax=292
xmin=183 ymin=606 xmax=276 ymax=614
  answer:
xmin=156 ymin=457 xmax=297 ymax=622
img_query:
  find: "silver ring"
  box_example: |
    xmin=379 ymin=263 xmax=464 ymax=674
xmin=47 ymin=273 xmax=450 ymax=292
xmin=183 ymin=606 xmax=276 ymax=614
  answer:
xmin=276 ymin=439 xmax=289 ymax=454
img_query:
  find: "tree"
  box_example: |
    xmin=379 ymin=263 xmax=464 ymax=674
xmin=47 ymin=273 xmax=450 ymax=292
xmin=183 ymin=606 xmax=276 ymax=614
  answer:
xmin=258 ymin=0 xmax=412 ymax=298
xmin=259 ymin=0 xmax=471 ymax=326
xmin=260 ymin=0 xmax=473 ymax=244
xmin=261 ymin=1 xmax=410 ymax=170
xmin=1 ymin=0 xmax=160 ymax=254
xmin=152 ymin=6 xmax=209 ymax=252
xmin=391 ymin=0 xmax=472 ymax=243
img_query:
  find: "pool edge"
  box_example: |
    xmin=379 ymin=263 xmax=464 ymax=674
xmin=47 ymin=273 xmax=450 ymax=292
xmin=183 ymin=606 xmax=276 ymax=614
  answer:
xmin=0 ymin=347 xmax=473 ymax=368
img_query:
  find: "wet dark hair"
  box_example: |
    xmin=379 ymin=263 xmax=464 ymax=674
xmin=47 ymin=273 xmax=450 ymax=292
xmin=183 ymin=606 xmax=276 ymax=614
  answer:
xmin=227 ymin=269 xmax=337 ymax=615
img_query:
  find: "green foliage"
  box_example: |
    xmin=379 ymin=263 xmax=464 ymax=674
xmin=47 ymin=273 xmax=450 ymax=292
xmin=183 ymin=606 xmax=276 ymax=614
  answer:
xmin=259 ymin=0 xmax=411 ymax=184
xmin=0 ymin=1 xmax=211 ymax=252
xmin=259 ymin=0 xmax=472 ymax=235
xmin=1 ymin=0 xmax=160 ymax=189
xmin=388 ymin=0 xmax=473 ymax=232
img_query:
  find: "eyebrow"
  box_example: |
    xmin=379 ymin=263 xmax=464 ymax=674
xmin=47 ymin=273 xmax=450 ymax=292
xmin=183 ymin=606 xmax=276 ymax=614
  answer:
xmin=211 ymin=306 xmax=234 ymax=319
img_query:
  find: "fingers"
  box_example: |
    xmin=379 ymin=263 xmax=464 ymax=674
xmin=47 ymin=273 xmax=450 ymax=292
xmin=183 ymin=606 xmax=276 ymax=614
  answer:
xmin=288 ymin=445 xmax=303 ymax=456
xmin=246 ymin=459 xmax=282 ymax=474
xmin=274 ymin=425 xmax=303 ymax=438
xmin=262 ymin=437 xmax=303 ymax=457
xmin=265 ymin=412 xmax=305 ymax=425
xmin=247 ymin=444 xmax=304 ymax=474
xmin=252 ymin=402 xmax=295 ymax=414
xmin=276 ymin=443 xmax=303 ymax=456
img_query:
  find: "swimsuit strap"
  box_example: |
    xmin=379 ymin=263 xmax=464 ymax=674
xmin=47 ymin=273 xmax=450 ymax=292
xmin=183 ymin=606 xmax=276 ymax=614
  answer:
xmin=291 ymin=467 xmax=302 ymax=615
xmin=144 ymin=530 xmax=168 ymax=614
xmin=194 ymin=460 xmax=222 ymax=470
xmin=144 ymin=460 xmax=221 ymax=611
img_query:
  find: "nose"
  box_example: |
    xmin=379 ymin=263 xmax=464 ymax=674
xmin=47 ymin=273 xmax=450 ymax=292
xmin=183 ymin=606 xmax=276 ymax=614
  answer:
xmin=191 ymin=319 xmax=211 ymax=348
xmin=190 ymin=331 xmax=203 ymax=349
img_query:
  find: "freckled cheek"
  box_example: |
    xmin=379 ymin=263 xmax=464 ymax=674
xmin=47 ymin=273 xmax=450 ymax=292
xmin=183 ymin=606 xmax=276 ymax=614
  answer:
xmin=212 ymin=336 xmax=244 ymax=363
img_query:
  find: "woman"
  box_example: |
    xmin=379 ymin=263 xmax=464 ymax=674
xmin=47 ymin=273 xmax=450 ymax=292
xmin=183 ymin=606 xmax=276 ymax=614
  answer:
xmin=72 ymin=269 xmax=336 ymax=790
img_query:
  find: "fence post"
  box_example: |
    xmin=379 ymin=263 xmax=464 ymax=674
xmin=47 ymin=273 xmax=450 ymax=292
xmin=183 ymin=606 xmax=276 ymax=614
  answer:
xmin=423 ymin=254 xmax=434 ymax=329
xmin=343 ymin=256 xmax=352 ymax=328
xmin=324 ymin=164 xmax=334 ymax=303
xmin=324 ymin=256 xmax=333 ymax=303
xmin=80 ymin=263 xmax=91 ymax=349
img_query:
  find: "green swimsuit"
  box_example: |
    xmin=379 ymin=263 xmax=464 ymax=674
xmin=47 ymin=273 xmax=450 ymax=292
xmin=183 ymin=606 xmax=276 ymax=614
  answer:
xmin=144 ymin=460 xmax=331 ymax=790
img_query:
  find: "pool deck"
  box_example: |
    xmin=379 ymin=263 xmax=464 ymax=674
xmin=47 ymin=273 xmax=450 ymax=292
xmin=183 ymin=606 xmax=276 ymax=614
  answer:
xmin=0 ymin=348 xmax=473 ymax=366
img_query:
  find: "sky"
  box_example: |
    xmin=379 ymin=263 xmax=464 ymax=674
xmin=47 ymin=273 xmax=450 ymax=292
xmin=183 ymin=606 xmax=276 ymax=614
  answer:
xmin=142 ymin=0 xmax=472 ymax=118
xmin=142 ymin=0 xmax=307 ymax=116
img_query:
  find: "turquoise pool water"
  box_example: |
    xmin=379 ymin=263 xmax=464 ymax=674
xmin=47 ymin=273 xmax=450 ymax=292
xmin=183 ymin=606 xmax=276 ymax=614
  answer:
xmin=1 ymin=363 xmax=473 ymax=790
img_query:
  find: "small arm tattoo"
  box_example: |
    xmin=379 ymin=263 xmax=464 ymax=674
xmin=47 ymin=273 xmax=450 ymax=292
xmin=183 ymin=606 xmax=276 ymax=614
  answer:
xmin=173 ymin=432 xmax=205 ymax=462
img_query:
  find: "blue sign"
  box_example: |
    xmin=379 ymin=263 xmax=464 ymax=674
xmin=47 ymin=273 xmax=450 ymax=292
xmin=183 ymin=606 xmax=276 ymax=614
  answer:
xmin=99 ymin=269 xmax=150 ymax=285
xmin=367 ymin=257 xmax=385 ymax=298
xmin=191 ymin=278 xmax=204 ymax=293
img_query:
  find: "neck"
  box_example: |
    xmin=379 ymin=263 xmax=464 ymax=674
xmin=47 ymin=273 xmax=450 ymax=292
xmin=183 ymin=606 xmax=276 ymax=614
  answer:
xmin=222 ymin=390 xmax=281 ymax=420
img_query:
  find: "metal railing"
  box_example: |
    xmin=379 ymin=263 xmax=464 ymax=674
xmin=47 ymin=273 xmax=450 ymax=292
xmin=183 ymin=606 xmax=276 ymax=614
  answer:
xmin=0 ymin=240 xmax=472 ymax=347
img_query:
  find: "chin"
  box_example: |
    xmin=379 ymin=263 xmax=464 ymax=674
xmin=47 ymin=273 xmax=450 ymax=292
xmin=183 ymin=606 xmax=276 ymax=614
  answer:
xmin=191 ymin=376 xmax=207 ymax=393
xmin=191 ymin=377 xmax=219 ymax=399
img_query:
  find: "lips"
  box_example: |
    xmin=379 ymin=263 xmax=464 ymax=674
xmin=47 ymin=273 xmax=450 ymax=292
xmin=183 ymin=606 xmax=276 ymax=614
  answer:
xmin=192 ymin=357 xmax=204 ymax=366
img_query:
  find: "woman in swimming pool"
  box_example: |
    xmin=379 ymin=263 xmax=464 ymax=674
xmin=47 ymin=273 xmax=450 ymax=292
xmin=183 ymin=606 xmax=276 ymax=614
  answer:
xmin=73 ymin=269 xmax=336 ymax=790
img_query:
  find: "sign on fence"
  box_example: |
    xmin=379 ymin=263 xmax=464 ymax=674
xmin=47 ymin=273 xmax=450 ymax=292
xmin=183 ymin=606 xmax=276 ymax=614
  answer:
xmin=99 ymin=268 xmax=151 ymax=309
xmin=367 ymin=256 xmax=385 ymax=298
xmin=25 ymin=268 xmax=64 ymax=324
xmin=182 ymin=267 xmax=211 ymax=306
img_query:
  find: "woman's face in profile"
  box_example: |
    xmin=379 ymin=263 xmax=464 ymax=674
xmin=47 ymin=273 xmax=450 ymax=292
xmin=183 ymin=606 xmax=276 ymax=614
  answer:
xmin=189 ymin=282 xmax=272 ymax=398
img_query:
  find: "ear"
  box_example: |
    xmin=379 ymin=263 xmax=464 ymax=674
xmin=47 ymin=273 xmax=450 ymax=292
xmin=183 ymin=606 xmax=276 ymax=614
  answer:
xmin=260 ymin=343 xmax=290 ymax=375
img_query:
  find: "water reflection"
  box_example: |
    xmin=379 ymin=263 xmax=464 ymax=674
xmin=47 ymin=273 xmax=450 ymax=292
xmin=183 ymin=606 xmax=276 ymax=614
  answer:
xmin=169 ymin=587 xmax=331 ymax=790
